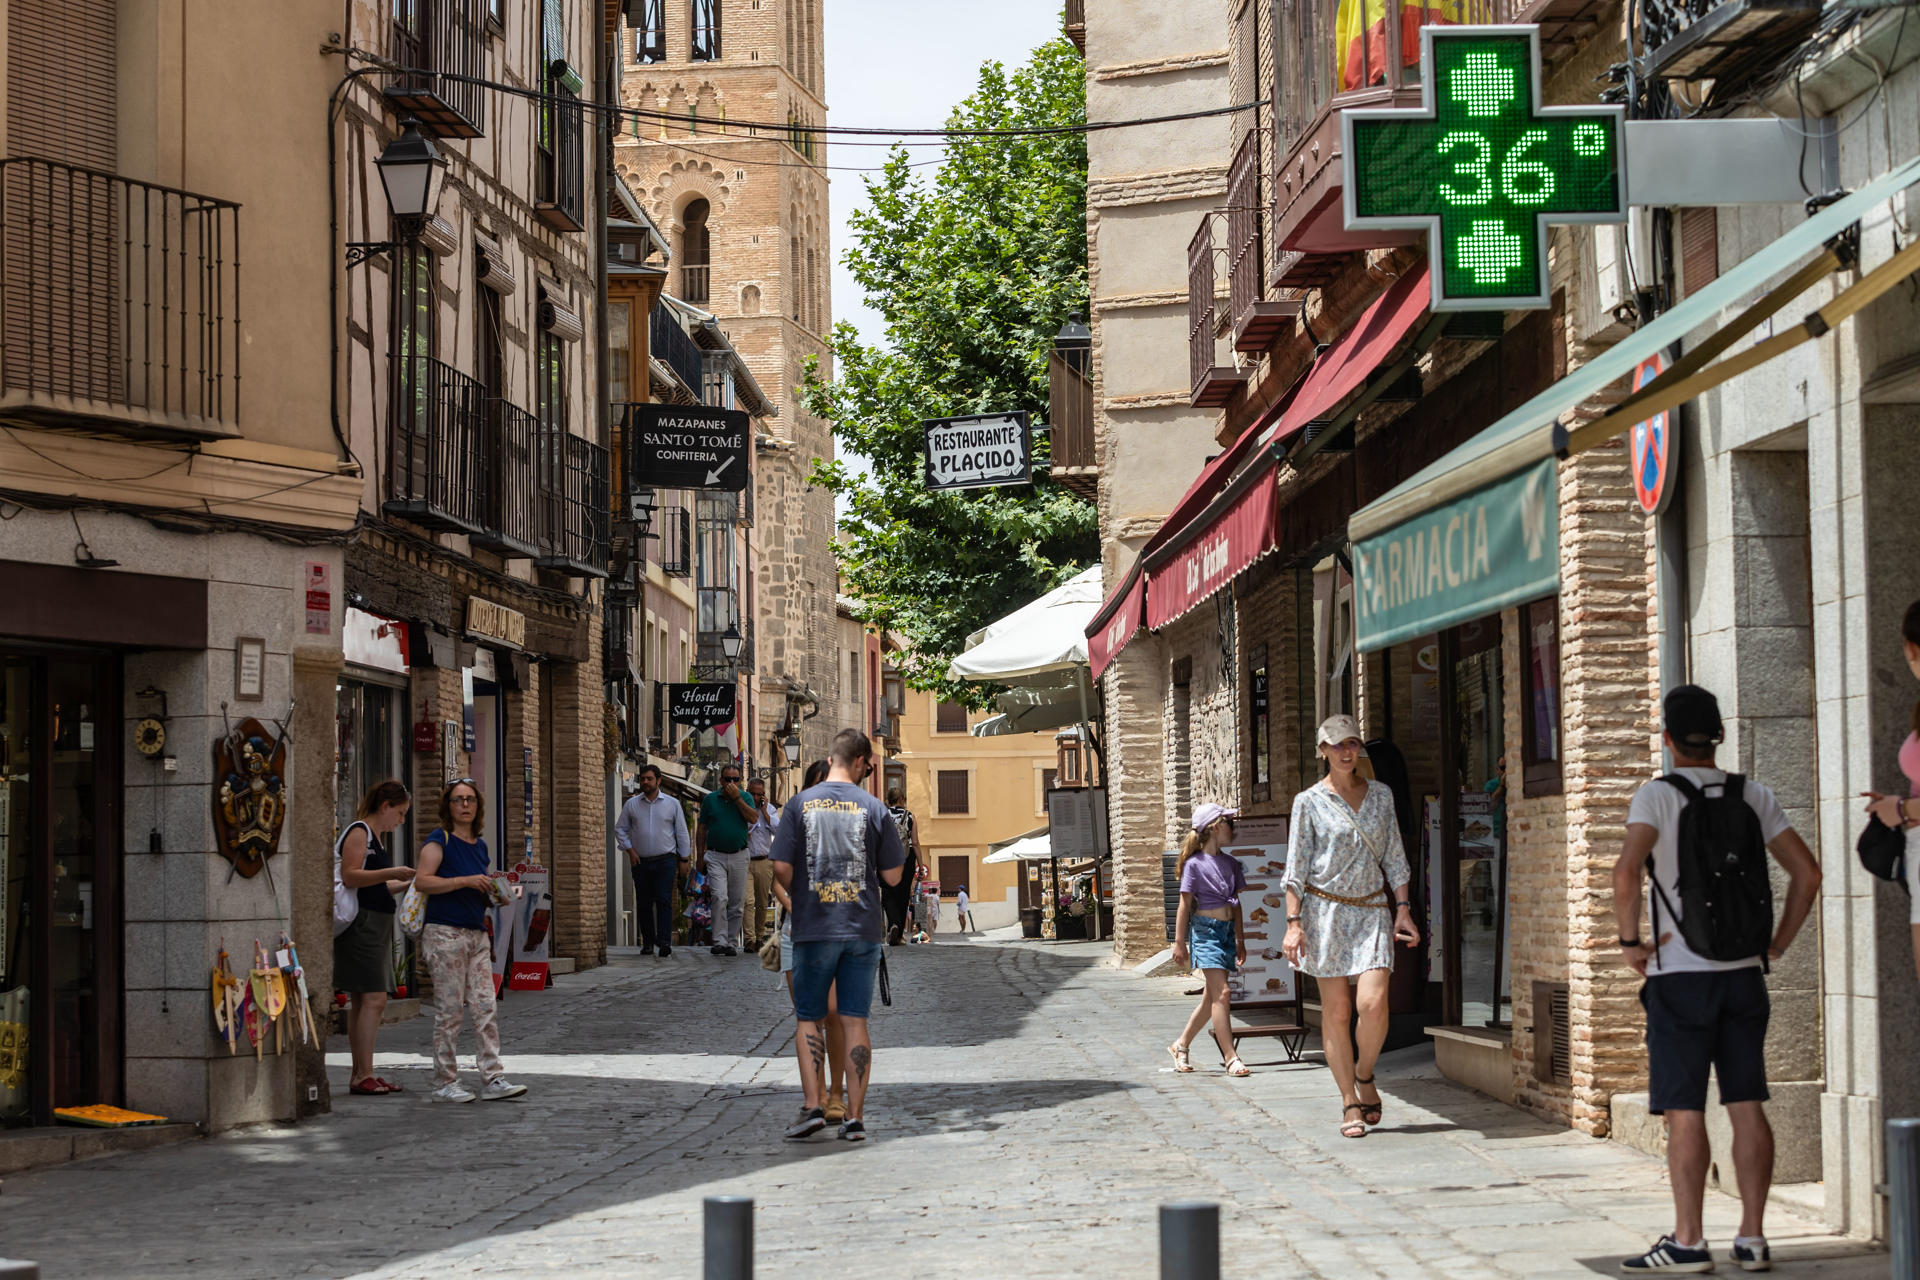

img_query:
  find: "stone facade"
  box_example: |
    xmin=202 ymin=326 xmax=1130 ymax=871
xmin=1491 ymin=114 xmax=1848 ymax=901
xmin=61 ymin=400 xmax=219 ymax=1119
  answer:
xmin=614 ymin=0 xmax=840 ymax=766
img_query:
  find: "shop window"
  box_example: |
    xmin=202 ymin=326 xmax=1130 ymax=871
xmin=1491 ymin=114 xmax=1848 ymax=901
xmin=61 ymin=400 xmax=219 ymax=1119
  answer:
xmin=1249 ymin=642 xmax=1271 ymax=803
xmin=935 ymin=698 xmax=968 ymax=734
xmin=1521 ymin=598 xmax=1563 ymax=797
xmin=936 ymin=769 xmax=970 ymax=815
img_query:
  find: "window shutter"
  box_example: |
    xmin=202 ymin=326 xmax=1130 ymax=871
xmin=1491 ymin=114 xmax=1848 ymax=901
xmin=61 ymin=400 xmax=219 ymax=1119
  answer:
xmin=936 ymin=700 xmax=968 ymax=733
xmin=542 ymin=0 xmax=566 ymax=65
xmin=7 ymin=0 xmax=117 ymax=169
xmin=1681 ymin=208 xmax=1719 ymax=296
xmin=936 ymin=770 xmax=969 ymax=814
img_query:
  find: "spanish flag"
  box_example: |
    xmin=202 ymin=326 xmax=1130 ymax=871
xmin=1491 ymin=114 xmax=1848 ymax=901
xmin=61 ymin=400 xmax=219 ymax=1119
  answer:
xmin=1336 ymin=0 xmax=1477 ymax=91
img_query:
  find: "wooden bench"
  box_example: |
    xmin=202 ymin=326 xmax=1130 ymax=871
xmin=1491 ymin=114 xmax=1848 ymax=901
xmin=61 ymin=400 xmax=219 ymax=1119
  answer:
xmin=1228 ymin=996 xmax=1309 ymax=1063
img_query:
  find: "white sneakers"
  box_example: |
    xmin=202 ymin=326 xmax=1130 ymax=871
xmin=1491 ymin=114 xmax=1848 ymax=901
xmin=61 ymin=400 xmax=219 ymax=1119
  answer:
xmin=428 ymin=1078 xmax=528 ymax=1103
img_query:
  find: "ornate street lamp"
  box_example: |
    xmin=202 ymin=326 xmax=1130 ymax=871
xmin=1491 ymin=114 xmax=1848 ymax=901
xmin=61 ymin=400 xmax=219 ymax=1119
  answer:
xmin=782 ymin=730 xmax=801 ymax=767
xmin=629 ymin=486 xmax=658 ymax=540
xmin=348 ymin=119 xmax=448 ymax=268
xmin=721 ymin=624 xmax=744 ymax=662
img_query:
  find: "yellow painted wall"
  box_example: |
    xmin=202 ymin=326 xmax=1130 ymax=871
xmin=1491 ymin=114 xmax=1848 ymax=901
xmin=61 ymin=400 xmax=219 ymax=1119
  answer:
xmin=891 ymin=689 xmax=1062 ymax=909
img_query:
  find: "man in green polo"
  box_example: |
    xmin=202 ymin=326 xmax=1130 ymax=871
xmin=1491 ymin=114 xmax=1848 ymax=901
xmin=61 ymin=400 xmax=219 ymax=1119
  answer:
xmin=696 ymin=764 xmax=757 ymax=956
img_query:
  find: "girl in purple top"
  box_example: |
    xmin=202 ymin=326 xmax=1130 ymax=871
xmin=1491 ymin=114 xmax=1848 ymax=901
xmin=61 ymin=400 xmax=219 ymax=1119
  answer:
xmin=1168 ymin=802 xmax=1250 ymax=1078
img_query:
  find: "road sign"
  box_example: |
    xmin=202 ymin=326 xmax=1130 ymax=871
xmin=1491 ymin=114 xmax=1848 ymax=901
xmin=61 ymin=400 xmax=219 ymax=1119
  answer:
xmin=1629 ymin=353 xmax=1675 ymax=514
xmin=1343 ymin=26 xmax=1624 ymax=311
xmin=627 ymin=403 xmax=750 ymax=491
xmin=922 ymin=412 xmax=1031 ymax=491
xmin=663 ymin=682 xmax=737 ymax=730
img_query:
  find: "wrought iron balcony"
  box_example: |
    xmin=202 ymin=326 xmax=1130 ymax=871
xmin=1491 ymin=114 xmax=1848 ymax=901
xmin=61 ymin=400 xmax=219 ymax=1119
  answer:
xmin=534 ymin=424 xmax=609 ymax=577
xmin=650 ymin=301 xmax=704 ymax=393
xmin=1188 ymin=215 xmax=1250 ymax=409
xmin=0 ymin=157 xmax=241 ymax=439
xmin=535 ymin=77 xmax=585 ymax=232
xmin=386 ymin=0 xmax=486 ymax=139
xmin=1226 ymin=133 xmax=1301 ymax=353
xmin=385 ymin=354 xmax=487 ymax=533
xmin=471 ymin=398 xmax=539 ymax=558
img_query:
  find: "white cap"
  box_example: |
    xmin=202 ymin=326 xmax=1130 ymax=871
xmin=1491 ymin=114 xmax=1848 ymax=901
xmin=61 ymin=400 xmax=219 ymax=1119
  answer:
xmin=1191 ymin=801 xmax=1238 ymax=833
xmin=1316 ymin=714 xmax=1365 ymax=749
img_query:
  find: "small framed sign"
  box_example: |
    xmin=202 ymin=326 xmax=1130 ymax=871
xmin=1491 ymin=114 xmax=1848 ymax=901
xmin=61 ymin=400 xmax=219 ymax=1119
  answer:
xmin=234 ymin=637 xmax=266 ymax=701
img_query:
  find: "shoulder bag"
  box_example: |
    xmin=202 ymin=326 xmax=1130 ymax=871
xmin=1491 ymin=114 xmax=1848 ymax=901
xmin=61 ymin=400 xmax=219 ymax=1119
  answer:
xmin=331 ymin=821 xmax=369 ymax=938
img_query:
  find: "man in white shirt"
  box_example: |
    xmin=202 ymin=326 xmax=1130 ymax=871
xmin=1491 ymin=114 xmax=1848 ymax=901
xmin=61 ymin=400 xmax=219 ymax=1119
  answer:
xmin=745 ymin=776 xmax=779 ymax=950
xmin=1611 ymin=685 xmax=1820 ymax=1275
xmin=615 ymin=764 xmax=691 ymax=957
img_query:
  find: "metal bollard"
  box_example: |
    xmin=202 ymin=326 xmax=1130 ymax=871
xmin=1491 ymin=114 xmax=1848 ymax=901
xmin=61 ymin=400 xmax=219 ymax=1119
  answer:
xmin=1159 ymin=1200 xmax=1220 ymax=1280
xmin=0 ymin=1262 xmax=41 ymax=1279
xmin=704 ymin=1195 xmax=753 ymax=1280
xmin=1891 ymin=1119 xmax=1920 ymax=1280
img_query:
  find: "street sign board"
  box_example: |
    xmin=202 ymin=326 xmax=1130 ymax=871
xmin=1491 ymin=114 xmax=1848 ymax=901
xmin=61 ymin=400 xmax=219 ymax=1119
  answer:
xmin=922 ymin=412 xmax=1031 ymax=491
xmin=1629 ymin=353 xmax=1676 ymax=514
xmin=1343 ymin=26 xmax=1625 ymax=312
xmin=627 ymin=403 xmax=750 ymax=492
xmin=663 ymin=682 xmax=737 ymax=730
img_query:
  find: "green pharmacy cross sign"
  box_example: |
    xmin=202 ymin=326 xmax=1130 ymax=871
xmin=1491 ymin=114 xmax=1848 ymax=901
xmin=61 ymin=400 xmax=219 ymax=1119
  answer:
xmin=1342 ymin=26 xmax=1624 ymax=311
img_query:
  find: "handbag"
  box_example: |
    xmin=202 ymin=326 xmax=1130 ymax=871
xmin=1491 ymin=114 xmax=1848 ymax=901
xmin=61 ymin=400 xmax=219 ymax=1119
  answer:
xmin=397 ymin=883 xmax=427 ymax=938
xmin=331 ymin=822 xmax=367 ymax=938
xmin=1857 ymin=813 xmax=1910 ymax=892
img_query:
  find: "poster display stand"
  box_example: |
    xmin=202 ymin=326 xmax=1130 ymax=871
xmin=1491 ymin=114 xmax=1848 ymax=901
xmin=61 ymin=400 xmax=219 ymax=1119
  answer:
xmin=1218 ymin=822 xmax=1307 ymax=1063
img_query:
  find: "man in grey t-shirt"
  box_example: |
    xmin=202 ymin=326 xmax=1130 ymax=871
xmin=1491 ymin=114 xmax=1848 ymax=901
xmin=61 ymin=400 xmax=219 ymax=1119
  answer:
xmin=771 ymin=728 xmax=904 ymax=1142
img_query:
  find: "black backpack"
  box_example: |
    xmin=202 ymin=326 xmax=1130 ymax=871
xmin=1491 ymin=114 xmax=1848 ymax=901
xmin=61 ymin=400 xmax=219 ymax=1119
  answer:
xmin=1648 ymin=774 xmax=1775 ymax=969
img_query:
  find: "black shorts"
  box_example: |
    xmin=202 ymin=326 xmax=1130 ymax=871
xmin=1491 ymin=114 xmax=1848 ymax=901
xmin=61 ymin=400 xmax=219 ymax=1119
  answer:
xmin=1640 ymin=968 xmax=1770 ymax=1115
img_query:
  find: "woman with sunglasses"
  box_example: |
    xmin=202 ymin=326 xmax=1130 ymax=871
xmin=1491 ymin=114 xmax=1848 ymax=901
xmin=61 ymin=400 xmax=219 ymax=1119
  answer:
xmin=415 ymin=778 xmax=527 ymax=1104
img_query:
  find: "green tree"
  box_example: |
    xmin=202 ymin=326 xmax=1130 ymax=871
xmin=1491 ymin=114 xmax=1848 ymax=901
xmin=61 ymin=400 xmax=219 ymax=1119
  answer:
xmin=803 ymin=38 xmax=1095 ymax=705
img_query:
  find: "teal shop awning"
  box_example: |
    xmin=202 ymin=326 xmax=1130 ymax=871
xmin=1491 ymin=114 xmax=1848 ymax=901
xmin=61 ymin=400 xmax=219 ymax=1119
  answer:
xmin=1349 ymin=151 xmax=1920 ymax=653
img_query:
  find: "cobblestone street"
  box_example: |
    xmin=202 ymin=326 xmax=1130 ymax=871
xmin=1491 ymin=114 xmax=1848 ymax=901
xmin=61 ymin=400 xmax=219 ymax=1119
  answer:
xmin=1 ymin=935 xmax=1887 ymax=1278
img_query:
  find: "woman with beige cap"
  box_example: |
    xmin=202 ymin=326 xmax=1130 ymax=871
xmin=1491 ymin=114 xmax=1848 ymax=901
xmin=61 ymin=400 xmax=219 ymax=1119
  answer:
xmin=1282 ymin=714 xmax=1418 ymax=1138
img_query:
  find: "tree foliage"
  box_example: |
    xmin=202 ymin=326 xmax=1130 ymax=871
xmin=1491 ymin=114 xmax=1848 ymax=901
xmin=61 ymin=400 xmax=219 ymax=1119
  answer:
xmin=803 ymin=39 xmax=1095 ymax=705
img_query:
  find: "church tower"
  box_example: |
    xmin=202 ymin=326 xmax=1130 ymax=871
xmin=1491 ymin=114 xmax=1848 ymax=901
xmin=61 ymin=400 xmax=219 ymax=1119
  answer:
xmin=616 ymin=0 xmax=840 ymax=770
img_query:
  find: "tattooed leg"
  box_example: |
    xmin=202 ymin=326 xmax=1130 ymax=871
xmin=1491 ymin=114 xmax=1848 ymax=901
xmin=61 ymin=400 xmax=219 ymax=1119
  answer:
xmin=842 ymin=1018 xmax=873 ymax=1120
xmin=794 ymin=1019 xmax=828 ymax=1109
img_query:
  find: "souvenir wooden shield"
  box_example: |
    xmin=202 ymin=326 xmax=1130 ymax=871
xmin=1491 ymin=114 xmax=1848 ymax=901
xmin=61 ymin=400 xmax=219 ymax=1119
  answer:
xmin=212 ymin=718 xmax=287 ymax=878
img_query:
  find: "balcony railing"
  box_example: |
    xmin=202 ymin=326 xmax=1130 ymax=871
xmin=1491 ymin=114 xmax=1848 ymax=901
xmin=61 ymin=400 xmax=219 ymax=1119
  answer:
xmin=1063 ymin=0 xmax=1086 ymax=50
xmin=650 ymin=301 xmax=704 ymax=394
xmin=534 ymin=424 xmax=609 ymax=577
xmin=1641 ymin=0 xmax=1820 ymax=92
xmin=387 ymin=0 xmax=486 ymax=139
xmin=471 ymin=398 xmax=539 ymax=557
xmin=1226 ymin=133 xmax=1300 ymax=353
xmin=535 ymin=76 xmax=585 ymax=232
xmin=605 ymin=592 xmax=633 ymax=673
xmin=0 ymin=157 xmax=241 ymax=439
xmin=386 ymin=354 xmax=487 ymax=533
xmin=1188 ymin=216 xmax=1249 ymax=409
xmin=681 ymin=264 xmax=710 ymax=305
xmin=1047 ymin=347 xmax=1094 ymax=470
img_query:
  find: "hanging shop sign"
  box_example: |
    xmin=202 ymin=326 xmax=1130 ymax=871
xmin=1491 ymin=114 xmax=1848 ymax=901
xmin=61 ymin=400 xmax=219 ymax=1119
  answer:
xmin=627 ymin=403 xmax=751 ymax=492
xmin=1629 ymin=353 xmax=1676 ymax=514
xmin=1351 ymin=457 xmax=1559 ymax=653
xmin=922 ymin=412 xmax=1031 ymax=491
xmin=664 ymin=682 xmax=738 ymax=731
xmin=1343 ymin=26 xmax=1625 ymax=311
xmin=1047 ymin=787 xmax=1109 ymax=862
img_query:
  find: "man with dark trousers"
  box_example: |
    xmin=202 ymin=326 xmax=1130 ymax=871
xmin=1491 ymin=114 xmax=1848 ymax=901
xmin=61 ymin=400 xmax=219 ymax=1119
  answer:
xmin=615 ymin=763 xmax=690 ymax=956
xmin=882 ymin=786 xmax=921 ymax=945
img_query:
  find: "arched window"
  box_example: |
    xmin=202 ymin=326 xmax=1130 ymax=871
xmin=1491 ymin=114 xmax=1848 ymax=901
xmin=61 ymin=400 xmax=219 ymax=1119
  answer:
xmin=682 ymin=198 xmax=711 ymax=304
xmin=741 ymin=284 xmax=762 ymax=315
xmin=691 ymin=0 xmax=720 ymax=61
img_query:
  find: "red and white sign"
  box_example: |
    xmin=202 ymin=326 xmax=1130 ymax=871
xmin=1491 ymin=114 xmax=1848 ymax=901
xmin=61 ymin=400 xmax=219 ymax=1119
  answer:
xmin=1628 ymin=354 xmax=1675 ymax=514
xmin=304 ymin=561 xmax=331 ymax=635
xmin=1145 ymin=465 xmax=1278 ymax=630
xmin=1087 ymin=569 xmax=1145 ymax=682
xmin=343 ymin=606 xmax=410 ymax=675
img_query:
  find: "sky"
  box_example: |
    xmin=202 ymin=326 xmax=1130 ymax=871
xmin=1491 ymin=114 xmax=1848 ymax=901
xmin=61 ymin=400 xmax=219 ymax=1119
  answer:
xmin=823 ymin=1 xmax=1066 ymax=353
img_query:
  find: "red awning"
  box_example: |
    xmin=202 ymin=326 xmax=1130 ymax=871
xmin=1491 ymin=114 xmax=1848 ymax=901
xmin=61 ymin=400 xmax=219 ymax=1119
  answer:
xmin=1144 ymin=455 xmax=1280 ymax=629
xmin=1086 ymin=562 xmax=1145 ymax=682
xmin=1270 ymin=264 xmax=1432 ymax=444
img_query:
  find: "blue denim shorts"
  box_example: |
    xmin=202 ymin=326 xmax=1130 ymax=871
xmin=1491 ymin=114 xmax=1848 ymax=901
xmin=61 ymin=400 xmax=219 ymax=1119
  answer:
xmin=790 ymin=938 xmax=883 ymax=1021
xmin=1188 ymin=915 xmax=1238 ymax=974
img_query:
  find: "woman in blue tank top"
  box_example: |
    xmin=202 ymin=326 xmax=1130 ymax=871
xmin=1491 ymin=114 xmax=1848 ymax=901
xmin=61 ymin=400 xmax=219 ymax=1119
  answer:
xmin=415 ymin=779 xmax=526 ymax=1104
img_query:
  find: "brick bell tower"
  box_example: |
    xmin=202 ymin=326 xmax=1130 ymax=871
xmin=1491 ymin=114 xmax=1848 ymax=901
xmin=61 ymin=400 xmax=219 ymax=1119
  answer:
xmin=615 ymin=0 xmax=841 ymax=775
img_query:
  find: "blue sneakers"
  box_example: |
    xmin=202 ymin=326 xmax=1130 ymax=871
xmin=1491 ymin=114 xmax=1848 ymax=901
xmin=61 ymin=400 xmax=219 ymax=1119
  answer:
xmin=1731 ymin=1237 xmax=1772 ymax=1272
xmin=1621 ymin=1235 xmax=1715 ymax=1273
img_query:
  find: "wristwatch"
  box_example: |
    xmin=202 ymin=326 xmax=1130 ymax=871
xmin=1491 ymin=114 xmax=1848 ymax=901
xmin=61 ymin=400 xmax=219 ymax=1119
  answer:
xmin=1286 ymin=914 xmax=1302 ymax=923
xmin=1618 ymin=936 xmax=1642 ymax=948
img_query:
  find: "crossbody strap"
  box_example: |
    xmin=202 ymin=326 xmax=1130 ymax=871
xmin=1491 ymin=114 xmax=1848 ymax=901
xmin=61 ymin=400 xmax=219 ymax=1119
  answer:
xmin=1312 ymin=786 xmax=1394 ymax=903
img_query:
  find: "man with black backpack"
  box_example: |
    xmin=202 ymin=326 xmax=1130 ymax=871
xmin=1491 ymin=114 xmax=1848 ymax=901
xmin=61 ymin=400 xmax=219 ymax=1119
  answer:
xmin=1612 ymin=685 xmax=1820 ymax=1274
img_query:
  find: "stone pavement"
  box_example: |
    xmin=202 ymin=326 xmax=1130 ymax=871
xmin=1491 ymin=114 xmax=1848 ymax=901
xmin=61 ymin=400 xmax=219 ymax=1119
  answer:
xmin=0 ymin=932 xmax=1887 ymax=1278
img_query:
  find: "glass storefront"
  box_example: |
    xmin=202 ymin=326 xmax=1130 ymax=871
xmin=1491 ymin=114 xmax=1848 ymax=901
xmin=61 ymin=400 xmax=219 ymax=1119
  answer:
xmin=1448 ymin=618 xmax=1508 ymax=1029
xmin=0 ymin=650 xmax=120 ymax=1125
xmin=334 ymin=673 xmax=414 ymax=995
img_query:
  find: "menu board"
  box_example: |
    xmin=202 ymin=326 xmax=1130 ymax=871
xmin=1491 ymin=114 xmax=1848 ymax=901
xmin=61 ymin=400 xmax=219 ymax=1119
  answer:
xmin=1218 ymin=841 xmax=1294 ymax=1005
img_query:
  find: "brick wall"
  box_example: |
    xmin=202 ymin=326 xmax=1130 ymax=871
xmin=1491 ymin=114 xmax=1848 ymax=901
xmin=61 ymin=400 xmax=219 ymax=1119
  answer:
xmin=1105 ymin=635 xmax=1172 ymax=962
xmin=548 ymin=627 xmax=608 ymax=968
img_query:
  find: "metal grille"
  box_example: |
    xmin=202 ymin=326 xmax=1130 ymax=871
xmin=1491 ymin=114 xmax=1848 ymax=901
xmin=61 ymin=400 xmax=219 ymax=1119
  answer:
xmin=658 ymin=503 xmax=692 ymax=576
xmin=385 ymin=354 xmax=486 ymax=532
xmin=478 ymin=398 xmax=539 ymax=557
xmin=935 ymin=700 xmax=969 ymax=734
xmin=1187 ymin=217 xmax=1216 ymax=394
xmin=534 ymin=422 xmax=609 ymax=576
xmin=535 ymin=68 xmax=585 ymax=231
xmin=936 ymin=770 xmax=970 ymax=815
xmin=1048 ymin=345 xmax=1093 ymax=470
xmin=1227 ymin=132 xmax=1263 ymax=334
xmin=0 ymin=157 xmax=241 ymax=434
xmin=1532 ymin=980 xmax=1572 ymax=1085
xmin=387 ymin=0 xmax=487 ymax=139
xmin=681 ymin=264 xmax=710 ymax=304
xmin=650 ymin=301 xmax=704 ymax=392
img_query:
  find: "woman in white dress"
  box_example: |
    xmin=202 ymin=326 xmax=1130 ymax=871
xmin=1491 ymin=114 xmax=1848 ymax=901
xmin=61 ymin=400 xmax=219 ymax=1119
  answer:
xmin=1282 ymin=715 xmax=1420 ymax=1138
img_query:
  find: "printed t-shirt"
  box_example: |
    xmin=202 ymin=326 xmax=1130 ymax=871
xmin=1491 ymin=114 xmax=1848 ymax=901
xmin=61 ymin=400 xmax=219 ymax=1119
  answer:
xmin=1179 ymin=850 xmax=1247 ymax=912
xmin=424 ymin=827 xmax=491 ymax=930
xmin=1625 ymin=768 xmax=1790 ymax=974
xmin=771 ymin=781 xmax=906 ymax=943
xmin=700 ymin=788 xmax=755 ymax=853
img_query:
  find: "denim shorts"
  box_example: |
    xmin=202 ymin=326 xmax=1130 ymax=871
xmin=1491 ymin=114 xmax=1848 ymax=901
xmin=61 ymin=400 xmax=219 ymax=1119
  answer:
xmin=790 ymin=938 xmax=883 ymax=1021
xmin=1188 ymin=914 xmax=1238 ymax=974
xmin=1641 ymin=968 xmax=1770 ymax=1114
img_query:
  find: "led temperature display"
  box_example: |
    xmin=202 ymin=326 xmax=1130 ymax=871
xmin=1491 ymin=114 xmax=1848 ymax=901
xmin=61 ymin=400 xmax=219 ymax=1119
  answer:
xmin=1342 ymin=27 xmax=1625 ymax=311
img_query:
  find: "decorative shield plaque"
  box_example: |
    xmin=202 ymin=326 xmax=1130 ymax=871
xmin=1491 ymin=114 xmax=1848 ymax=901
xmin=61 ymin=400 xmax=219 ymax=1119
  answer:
xmin=212 ymin=718 xmax=287 ymax=878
